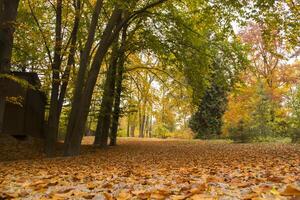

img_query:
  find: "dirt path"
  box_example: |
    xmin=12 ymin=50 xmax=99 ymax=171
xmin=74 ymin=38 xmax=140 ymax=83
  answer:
xmin=0 ymin=137 xmax=299 ymax=199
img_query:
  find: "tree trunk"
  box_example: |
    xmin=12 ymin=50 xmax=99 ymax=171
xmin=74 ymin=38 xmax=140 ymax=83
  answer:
xmin=0 ymin=0 xmax=20 ymax=73
xmin=127 ymin=119 xmax=130 ymax=137
xmin=45 ymin=0 xmax=63 ymax=157
xmin=0 ymin=98 xmax=5 ymax=133
xmin=130 ymin=124 xmax=135 ymax=137
xmin=149 ymin=115 xmax=152 ymax=138
xmin=64 ymin=8 xmax=123 ymax=156
xmin=64 ymin=0 xmax=104 ymax=147
xmin=109 ymin=26 xmax=127 ymax=146
xmin=144 ymin=115 xmax=149 ymax=138
xmin=138 ymin=104 xmax=142 ymax=137
xmin=139 ymin=108 xmax=145 ymax=138
xmin=94 ymin=40 xmax=119 ymax=147
xmin=57 ymin=0 xmax=81 ymax=117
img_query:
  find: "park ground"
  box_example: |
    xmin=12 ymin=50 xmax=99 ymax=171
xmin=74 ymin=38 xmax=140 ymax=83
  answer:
xmin=0 ymin=136 xmax=300 ymax=199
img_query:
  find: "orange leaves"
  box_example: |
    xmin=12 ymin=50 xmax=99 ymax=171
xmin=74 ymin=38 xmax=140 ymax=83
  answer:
xmin=0 ymin=137 xmax=299 ymax=199
xmin=281 ymin=184 xmax=300 ymax=197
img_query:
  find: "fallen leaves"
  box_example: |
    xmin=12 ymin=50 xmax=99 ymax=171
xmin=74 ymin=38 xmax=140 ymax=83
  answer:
xmin=0 ymin=137 xmax=299 ymax=199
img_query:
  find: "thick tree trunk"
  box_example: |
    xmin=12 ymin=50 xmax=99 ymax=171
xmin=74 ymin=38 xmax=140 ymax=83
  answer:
xmin=109 ymin=27 xmax=127 ymax=146
xmin=0 ymin=0 xmax=20 ymax=73
xmin=45 ymin=0 xmax=63 ymax=157
xmin=94 ymin=40 xmax=119 ymax=147
xmin=64 ymin=0 xmax=104 ymax=147
xmin=64 ymin=8 xmax=123 ymax=156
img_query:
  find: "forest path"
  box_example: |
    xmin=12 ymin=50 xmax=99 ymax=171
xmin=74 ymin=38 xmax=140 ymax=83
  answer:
xmin=0 ymin=137 xmax=299 ymax=199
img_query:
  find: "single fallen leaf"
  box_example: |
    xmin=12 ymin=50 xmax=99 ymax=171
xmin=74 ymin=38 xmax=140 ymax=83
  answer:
xmin=281 ymin=185 xmax=300 ymax=196
xmin=190 ymin=194 xmax=215 ymax=200
xmin=103 ymin=192 xmax=113 ymax=200
xmin=252 ymin=185 xmax=272 ymax=194
xmin=170 ymin=194 xmax=187 ymax=200
xmin=86 ymin=182 xmax=97 ymax=190
xmin=132 ymin=190 xmax=151 ymax=199
xmin=117 ymin=190 xmax=132 ymax=200
xmin=242 ymin=192 xmax=259 ymax=199
xmin=57 ymin=187 xmax=74 ymax=194
xmin=189 ymin=183 xmax=207 ymax=194
xmin=150 ymin=192 xmax=167 ymax=200
xmin=267 ymin=176 xmax=284 ymax=183
xmin=51 ymin=193 xmax=70 ymax=200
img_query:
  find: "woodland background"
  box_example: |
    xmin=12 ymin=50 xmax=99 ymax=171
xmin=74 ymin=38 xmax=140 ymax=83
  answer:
xmin=0 ymin=0 xmax=299 ymax=157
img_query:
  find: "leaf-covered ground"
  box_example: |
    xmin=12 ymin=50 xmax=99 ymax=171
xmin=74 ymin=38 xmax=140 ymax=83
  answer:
xmin=0 ymin=137 xmax=300 ymax=200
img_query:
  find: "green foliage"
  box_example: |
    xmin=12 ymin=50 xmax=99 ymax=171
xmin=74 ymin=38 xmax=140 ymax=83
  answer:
xmin=189 ymin=81 xmax=228 ymax=139
xmin=291 ymin=129 xmax=300 ymax=143
xmin=153 ymin=124 xmax=169 ymax=139
xmin=117 ymin=128 xmax=128 ymax=138
xmin=188 ymin=48 xmax=246 ymax=139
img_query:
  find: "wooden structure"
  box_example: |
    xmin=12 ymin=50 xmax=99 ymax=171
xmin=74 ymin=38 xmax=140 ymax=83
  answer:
xmin=0 ymin=72 xmax=46 ymax=138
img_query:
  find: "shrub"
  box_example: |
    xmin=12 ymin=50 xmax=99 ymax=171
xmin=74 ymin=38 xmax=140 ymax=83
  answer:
xmin=291 ymin=129 xmax=300 ymax=143
xmin=153 ymin=125 xmax=169 ymax=139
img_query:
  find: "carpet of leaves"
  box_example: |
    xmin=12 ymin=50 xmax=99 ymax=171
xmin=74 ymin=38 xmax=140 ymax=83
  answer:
xmin=0 ymin=136 xmax=300 ymax=200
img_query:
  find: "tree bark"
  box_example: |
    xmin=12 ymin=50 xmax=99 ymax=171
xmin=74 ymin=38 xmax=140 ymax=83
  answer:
xmin=149 ymin=115 xmax=152 ymax=138
xmin=127 ymin=120 xmax=130 ymax=137
xmin=109 ymin=27 xmax=127 ymax=146
xmin=0 ymin=0 xmax=20 ymax=73
xmin=130 ymin=124 xmax=135 ymax=137
xmin=94 ymin=40 xmax=119 ymax=147
xmin=144 ymin=115 xmax=149 ymax=138
xmin=64 ymin=8 xmax=123 ymax=156
xmin=45 ymin=0 xmax=63 ymax=157
xmin=139 ymin=107 xmax=145 ymax=138
xmin=0 ymin=97 xmax=5 ymax=133
xmin=57 ymin=0 xmax=81 ymax=117
xmin=64 ymin=0 xmax=104 ymax=147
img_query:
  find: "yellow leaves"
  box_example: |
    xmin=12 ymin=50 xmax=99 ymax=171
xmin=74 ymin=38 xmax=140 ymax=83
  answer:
xmin=190 ymin=194 xmax=215 ymax=200
xmin=30 ymin=179 xmax=58 ymax=190
xmin=117 ymin=190 xmax=132 ymax=200
xmin=86 ymin=182 xmax=97 ymax=190
xmin=150 ymin=188 xmax=172 ymax=199
xmin=150 ymin=192 xmax=167 ymax=200
xmin=132 ymin=190 xmax=150 ymax=199
xmin=170 ymin=194 xmax=188 ymax=200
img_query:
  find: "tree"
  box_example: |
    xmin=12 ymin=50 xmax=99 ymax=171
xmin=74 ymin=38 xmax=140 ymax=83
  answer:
xmin=94 ymin=40 xmax=119 ymax=147
xmin=64 ymin=0 xmax=168 ymax=156
xmin=45 ymin=0 xmax=82 ymax=156
xmin=190 ymin=82 xmax=228 ymax=139
xmin=0 ymin=0 xmax=20 ymax=73
xmin=110 ymin=26 xmax=127 ymax=146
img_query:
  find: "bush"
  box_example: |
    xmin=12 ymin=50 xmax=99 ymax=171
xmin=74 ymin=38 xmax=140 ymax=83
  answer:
xmin=291 ymin=129 xmax=300 ymax=143
xmin=153 ymin=125 xmax=169 ymax=139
